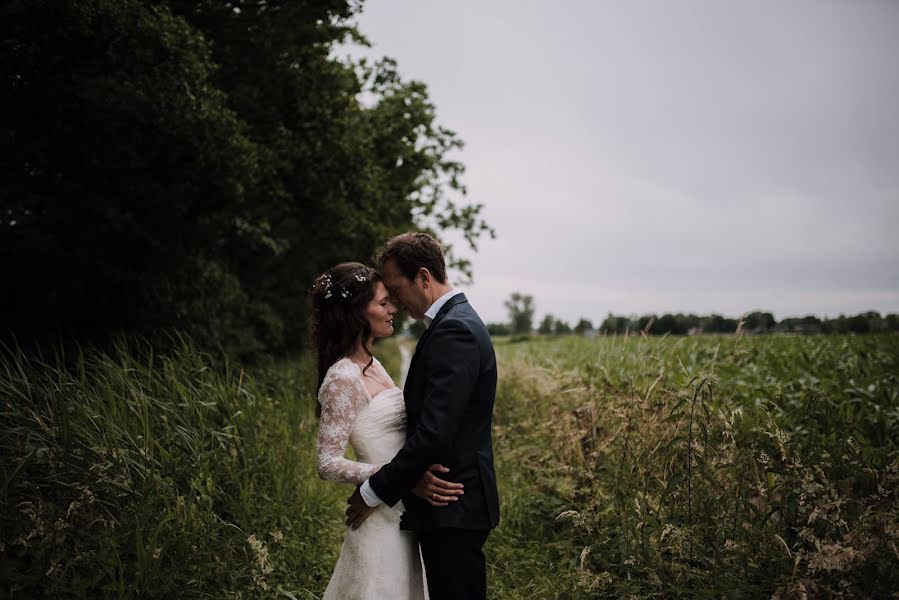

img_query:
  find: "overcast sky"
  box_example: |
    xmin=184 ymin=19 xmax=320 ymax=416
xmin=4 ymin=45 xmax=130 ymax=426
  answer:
xmin=347 ymin=0 xmax=899 ymax=323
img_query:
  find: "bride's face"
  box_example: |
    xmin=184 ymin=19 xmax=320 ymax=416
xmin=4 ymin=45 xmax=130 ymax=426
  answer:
xmin=365 ymin=282 xmax=397 ymax=339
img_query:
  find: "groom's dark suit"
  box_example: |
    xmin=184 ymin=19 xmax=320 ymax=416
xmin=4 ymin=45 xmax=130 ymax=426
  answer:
xmin=368 ymin=293 xmax=499 ymax=599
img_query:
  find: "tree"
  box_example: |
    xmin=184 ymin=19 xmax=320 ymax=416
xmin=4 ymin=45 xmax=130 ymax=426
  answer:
xmin=779 ymin=315 xmax=822 ymax=334
xmin=743 ymin=311 xmax=776 ymax=332
xmin=486 ymin=322 xmax=511 ymax=336
xmin=0 ymin=0 xmax=493 ymax=357
xmin=702 ymin=314 xmax=729 ymax=333
xmin=655 ymin=314 xmax=678 ymax=335
xmin=504 ymin=293 xmax=535 ymax=335
xmin=845 ymin=311 xmax=882 ymax=333
xmin=553 ymin=319 xmax=572 ymax=335
xmin=538 ymin=315 xmax=555 ymax=335
xmin=885 ymin=313 xmax=899 ymax=332
xmin=574 ymin=318 xmax=593 ymax=335
xmin=637 ymin=315 xmax=657 ymax=334
xmin=600 ymin=313 xmax=631 ymax=334
xmin=2 ymin=0 xmax=263 ymax=353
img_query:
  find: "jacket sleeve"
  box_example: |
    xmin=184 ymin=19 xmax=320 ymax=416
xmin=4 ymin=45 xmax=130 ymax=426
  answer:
xmin=368 ymin=319 xmax=479 ymax=506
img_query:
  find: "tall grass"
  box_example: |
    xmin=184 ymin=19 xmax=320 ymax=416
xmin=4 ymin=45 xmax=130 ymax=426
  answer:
xmin=0 ymin=337 xmax=350 ymax=598
xmin=4 ymin=333 xmax=896 ymax=598
xmin=488 ymin=334 xmax=899 ymax=598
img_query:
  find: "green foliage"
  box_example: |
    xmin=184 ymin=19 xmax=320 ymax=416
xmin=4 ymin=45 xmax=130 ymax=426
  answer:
xmin=490 ymin=334 xmax=899 ymax=598
xmin=0 ymin=338 xmax=348 ymax=598
xmin=743 ymin=310 xmax=776 ymax=332
xmin=573 ymin=319 xmax=593 ymax=335
xmin=553 ymin=319 xmax=572 ymax=336
xmin=534 ymin=314 xmax=593 ymax=337
xmin=599 ymin=310 xmax=899 ymax=336
xmin=487 ymin=322 xmax=512 ymax=336
xmin=0 ymin=0 xmax=493 ymax=357
xmin=504 ymin=293 xmax=535 ymax=335
xmin=538 ymin=315 xmax=555 ymax=335
xmin=2 ymin=0 xmax=260 ymax=350
xmin=3 ymin=331 xmax=897 ymax=598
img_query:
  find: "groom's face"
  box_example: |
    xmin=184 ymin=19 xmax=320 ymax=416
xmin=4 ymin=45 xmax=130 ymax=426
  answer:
xmin=381 ymin=259 xmax=429 ymax=320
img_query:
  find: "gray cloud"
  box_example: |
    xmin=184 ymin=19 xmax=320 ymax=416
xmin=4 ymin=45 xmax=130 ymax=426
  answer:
xmin=351 ymin=0 xmax=899 ymax=322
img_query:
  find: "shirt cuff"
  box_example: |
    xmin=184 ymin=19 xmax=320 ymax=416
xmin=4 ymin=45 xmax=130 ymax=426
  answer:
xmin=359 ymin=479 xmax=383 ymax=507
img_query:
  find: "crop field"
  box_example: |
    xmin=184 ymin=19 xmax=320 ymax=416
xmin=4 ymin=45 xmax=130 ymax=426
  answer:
xmin=2 ymin=333 xmax=897 ymax=598
xmin=487 ymin=333 xmax=899 ymax=598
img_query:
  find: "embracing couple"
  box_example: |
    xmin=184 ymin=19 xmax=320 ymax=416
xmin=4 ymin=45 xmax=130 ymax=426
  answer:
xmin=310 ymin=232 xmax=500 ymax=599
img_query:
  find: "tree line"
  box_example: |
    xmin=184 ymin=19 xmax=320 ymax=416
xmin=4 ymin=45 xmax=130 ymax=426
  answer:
xmin=490 ymin=293 xmax=899 ymax=336
xmin=1 ymin=0 xmax=491 ymax=359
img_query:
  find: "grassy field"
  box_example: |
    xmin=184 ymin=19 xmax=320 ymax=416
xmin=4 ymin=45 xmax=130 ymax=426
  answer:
xmin=2 ymin=333 xmax=897 ymax=598
xmin=488 ymin=333 xmax=899 ymax=598
xmin=1 ymin=338 xmax=348 ymax=598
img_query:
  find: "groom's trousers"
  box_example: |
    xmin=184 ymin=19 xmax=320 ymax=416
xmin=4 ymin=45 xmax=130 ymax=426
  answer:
xmin=418 ymin=528 xmax=490 ymax=600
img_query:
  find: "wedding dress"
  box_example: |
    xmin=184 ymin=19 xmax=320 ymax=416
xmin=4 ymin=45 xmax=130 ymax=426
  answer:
xmin=316 ymin=357 xmax=427 ymax=600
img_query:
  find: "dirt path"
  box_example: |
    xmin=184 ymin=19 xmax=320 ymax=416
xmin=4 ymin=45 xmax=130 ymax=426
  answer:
xmin=398 ymin=341 xmax=412 ymax=388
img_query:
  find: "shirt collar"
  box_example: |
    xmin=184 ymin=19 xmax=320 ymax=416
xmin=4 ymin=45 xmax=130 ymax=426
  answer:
xmin=423 ymin=289 xmax=463 ymax=328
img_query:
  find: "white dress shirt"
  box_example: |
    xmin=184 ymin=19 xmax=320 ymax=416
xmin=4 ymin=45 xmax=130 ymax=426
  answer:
xmin=359 ymin=289 xmax=463 ymax=508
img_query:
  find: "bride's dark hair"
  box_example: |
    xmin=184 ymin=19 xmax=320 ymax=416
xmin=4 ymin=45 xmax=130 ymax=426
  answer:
xmin=309 ymin=262 xmax=381 ymax=416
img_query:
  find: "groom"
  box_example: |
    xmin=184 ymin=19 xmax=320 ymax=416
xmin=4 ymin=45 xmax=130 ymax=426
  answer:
xmin=346 ymin=232 xmax=500 ymax=599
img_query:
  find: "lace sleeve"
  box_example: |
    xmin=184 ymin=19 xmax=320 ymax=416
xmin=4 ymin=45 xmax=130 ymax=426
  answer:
xmin=316 ymin=360 xmax=382 ymax=485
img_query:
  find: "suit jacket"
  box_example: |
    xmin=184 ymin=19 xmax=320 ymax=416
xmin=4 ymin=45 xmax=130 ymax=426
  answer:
xmin=369 ymin=293 xmax=500 ymax=532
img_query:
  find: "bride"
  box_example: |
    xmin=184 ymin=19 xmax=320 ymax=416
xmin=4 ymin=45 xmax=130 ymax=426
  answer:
xmin=310 ymin=262 xmax=461 ymax=599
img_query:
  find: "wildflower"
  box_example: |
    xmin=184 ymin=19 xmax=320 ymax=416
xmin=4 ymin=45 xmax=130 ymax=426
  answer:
xmin=247 ymin=534 xmax=273 ymax=590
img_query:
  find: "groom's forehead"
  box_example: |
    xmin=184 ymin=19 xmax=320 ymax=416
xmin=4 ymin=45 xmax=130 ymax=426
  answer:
xmin=382 ymin=261 xmax=412 ymax=284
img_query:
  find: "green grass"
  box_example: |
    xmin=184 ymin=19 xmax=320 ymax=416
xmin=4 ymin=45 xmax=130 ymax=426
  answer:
xmin=487 ymin=333 xmax=899 ymax=598
xmin=1 ymin=337 xmax=350 ymax=598
xmin=2 ymin=333 xmax=897 ymax=598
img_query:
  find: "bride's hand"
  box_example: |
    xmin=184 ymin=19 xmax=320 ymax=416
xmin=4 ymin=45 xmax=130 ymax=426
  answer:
xmin=412 ymin=464 xmax=464 ymax=507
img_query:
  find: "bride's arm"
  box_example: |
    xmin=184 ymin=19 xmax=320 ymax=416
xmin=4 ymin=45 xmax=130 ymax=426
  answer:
xmin=316 ymin=365 xmax=382 ymax=485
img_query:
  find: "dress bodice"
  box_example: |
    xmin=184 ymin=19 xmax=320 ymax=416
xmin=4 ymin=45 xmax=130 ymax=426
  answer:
xmin=350 ymin=386 xmax=406 ymax=465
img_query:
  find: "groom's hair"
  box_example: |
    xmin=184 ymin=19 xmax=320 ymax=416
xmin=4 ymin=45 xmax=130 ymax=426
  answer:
xmin=378 ymin=232 xmax=447 ymax=284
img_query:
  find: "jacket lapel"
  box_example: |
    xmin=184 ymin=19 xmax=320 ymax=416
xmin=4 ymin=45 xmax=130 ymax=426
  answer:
xmin=407 ymin=293 xmax=468 ymax=380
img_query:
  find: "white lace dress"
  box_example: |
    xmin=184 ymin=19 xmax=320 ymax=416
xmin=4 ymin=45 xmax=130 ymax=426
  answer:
xmin=316 ymin=357 xmax=427 ymax=600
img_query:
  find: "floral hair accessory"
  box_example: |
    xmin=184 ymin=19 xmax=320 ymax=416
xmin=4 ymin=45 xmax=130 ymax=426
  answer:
xmin=312 ymin=273 xmax=335 ymax=299
xmin=312 ymin=270 xmax=369 ymax=303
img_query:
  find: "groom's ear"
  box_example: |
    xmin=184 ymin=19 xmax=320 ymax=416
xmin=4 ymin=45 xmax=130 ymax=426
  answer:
xmin=417 ymin=267 xmax=432 ymax=288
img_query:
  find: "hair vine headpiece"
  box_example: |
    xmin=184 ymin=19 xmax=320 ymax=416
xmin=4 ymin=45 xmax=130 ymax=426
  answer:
xmin=312 ymin=270 xmax=369 ymax=302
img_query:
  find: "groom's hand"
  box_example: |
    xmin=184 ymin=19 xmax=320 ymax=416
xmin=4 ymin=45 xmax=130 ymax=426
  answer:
xmin=412 ymin=464 xmax=464 ymax=507
xmin=345 ymin=486 xmax=375 ymax=530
